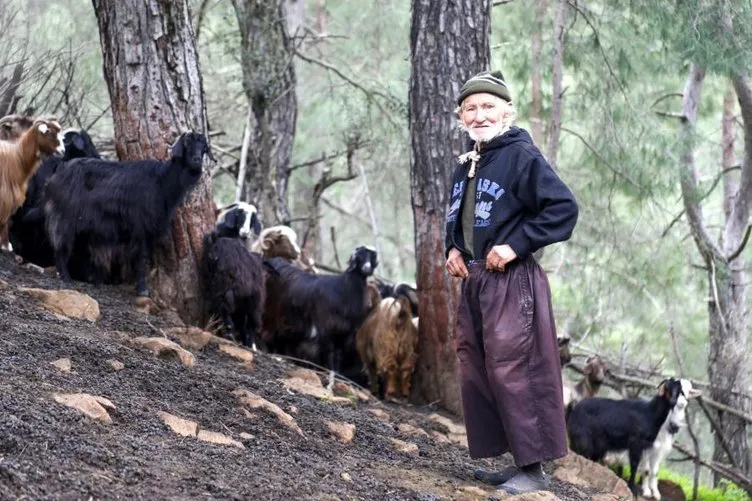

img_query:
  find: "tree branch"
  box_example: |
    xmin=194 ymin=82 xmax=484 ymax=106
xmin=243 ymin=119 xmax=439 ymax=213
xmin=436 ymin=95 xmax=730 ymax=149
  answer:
xmin=294 ymin=50 xmax=400 ymax=128
xmin=679 ymin=63 xmax=724 ymax=260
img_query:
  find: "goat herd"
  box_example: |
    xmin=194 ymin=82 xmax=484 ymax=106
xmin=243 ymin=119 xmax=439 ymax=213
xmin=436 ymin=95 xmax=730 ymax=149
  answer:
xmin=1 ymin=115 xmax=700 ymax=498
xmin=0 ymin=114 xmax=419 ymax=403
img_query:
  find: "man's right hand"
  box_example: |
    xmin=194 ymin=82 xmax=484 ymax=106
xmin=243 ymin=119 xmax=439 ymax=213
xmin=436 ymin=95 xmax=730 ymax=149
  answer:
xmin=446 ymin=247 xmax=469 ymax=279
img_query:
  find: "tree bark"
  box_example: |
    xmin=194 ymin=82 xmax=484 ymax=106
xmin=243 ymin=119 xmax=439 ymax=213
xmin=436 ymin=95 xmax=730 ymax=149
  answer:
xmin=546 ymin=0 xmax=566 ymax=169
xmin=409 ymin=0 xmax=491 ymax=416
xmin=92 ymin=0 xmax=215 ymax=325
xmin=231 ymin=0 xmax=297 ymax=226
xmin=530 ymin=0 xmax=548 ymax=148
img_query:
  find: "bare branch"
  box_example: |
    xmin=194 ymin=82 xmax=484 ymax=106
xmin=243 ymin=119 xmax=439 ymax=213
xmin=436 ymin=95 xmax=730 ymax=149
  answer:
xmin=294 ymin=50 xmax=401 ymax=128
xmin=561 ymin=126 xmax=648 ymax=193
xmin=654 ymin=110 xmax=685 ymax=119
xmin=492 ymin=0 xmax=516 ymax=5
xmin=650 ymin=92 xmax=684 ymax=109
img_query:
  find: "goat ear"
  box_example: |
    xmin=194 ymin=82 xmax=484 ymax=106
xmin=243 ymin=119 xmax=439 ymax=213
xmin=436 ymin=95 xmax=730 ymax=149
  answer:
xmin=203 ymin=138 xmax=217 ymax=162
xmin=73 ymin=135 xmax=86 ymax=152
xmin=657 ymin=380 xmax=668 ymax=397
xmin=171 ymin=136 xmax=186 ymax=159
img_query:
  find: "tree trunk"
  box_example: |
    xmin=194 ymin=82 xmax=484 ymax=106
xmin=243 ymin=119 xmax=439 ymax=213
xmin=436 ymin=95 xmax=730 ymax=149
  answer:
xmin=546 ymin=0 xmax=566 ymax=169
xmin=409 ymin=0 xmax=491 ymax=416
xmin=530 ymin=0 xmax=548 ymax=148
xmin=92 ymin=0 xmax=215 ymax=325
xmin=680 ymin=63 xmax=752 ymax=479
xmin=231 ymin=0 xmax=297 ymax=227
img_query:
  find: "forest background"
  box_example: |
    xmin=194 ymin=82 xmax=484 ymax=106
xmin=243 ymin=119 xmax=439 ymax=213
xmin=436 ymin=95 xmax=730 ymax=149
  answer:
xmin=3 ymin=0 xmax=752 ymax=494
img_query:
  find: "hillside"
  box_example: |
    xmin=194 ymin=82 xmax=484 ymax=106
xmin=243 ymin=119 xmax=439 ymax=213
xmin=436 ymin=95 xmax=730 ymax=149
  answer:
xmin=0 ymin=251 xmax=625 ymax=500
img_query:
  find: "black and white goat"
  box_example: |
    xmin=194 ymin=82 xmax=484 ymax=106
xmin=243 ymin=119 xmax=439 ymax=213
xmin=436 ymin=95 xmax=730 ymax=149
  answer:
xmin=566 ymin=377 xmax=696 ymax=496
xmin=638 ymin=379 xmax=700 ymax=499
xmin=263 ymin=245 xmax=379 ymax=388
xmin=44 ymin=132 xmax=213 ymax=296
xmin=10 ymin=129 xmax=101 ymax=268
xmin=214 ymin=202 xmax=262 ymax=242
xmin=203 ymin=228 xmax=266 ymax=351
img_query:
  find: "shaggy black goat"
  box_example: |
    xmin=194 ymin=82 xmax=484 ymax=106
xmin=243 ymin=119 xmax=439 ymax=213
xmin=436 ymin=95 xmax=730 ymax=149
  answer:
xmin=566 ymin=377 xmax=689 ymax=496
xmin=204 ymin=231 xmax=265 ymax=350
xmin=263 ymin=245 xmax=379 ymax=388
xmin=9 ymin=129 xmax=101 ymax=268
xmin=44 ymin=131 xmax=214 ymax=296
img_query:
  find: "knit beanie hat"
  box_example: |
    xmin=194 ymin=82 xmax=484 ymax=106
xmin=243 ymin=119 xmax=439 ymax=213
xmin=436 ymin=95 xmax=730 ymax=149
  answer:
xmin=457 ymin=70 xmax=511 ymax=105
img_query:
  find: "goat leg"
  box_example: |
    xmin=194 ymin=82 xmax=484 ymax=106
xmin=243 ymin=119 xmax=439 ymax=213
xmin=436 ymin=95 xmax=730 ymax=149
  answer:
xmin=627 ymin=443 xmax=642 ymax=497
xmin=133 ymin=243 xmax=149 ymax=297
xmin=54 ymin=244 xmax=72 ymax=283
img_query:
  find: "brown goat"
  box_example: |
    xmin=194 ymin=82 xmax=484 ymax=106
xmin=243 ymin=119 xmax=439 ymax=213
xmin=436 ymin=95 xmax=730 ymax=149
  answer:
xmin=558 ymin=332 xmax=572 ymax=366
xmin=563 ymin=354 xmax=609 ymax=409
xmin=0 ymin=119 xmax=63 ymax=241
xmin=251 ymin=225 xmax=319 ymax=273
xmin=0 ymin=114 xmax=34 ymax=141
xmin=355 ymin=295 xmax=419 ymax=400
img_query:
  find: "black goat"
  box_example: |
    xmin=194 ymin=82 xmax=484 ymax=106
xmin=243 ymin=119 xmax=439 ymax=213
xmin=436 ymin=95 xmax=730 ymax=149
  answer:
xmin=44 ymin=131 xmax=214 ymax=296
xmin=263 ymin=245 xmax=379 ymax=388
xmin=566 ymin=377 xmax=687 ymax=496
xmin=9 ymin=129 xmax=101 ymax=268
xmin=204 ymin=231 xmax=265 ymax=350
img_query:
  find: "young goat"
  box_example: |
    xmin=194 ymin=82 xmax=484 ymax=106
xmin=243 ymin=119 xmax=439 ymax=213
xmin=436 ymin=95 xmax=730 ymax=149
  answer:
xmin=557 ymin=332 xmax=572 ymax=366
xmin=0 ymin=119 xmax=64 ymax=245
xmin=356 ymin=294 xmax=419 ymax=400
xmin=9 ymin=129 xmax=101 ymax=268
xmin=44 ymin=131 xmax=213 ymax=296
xmin=203 ymin=230 xmax=266 ymax=351
xmin=263 ymin=245 xmax=379 ymax=388
xmin=562 ymin=354 xmax=608 ymax=410
xmin=566 ymin=377 xmax=691 ymax=496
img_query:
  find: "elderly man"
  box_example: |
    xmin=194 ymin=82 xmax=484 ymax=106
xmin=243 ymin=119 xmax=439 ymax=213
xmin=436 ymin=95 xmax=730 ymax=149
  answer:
xmin=444 ymin=70 xmax=579 ymax=494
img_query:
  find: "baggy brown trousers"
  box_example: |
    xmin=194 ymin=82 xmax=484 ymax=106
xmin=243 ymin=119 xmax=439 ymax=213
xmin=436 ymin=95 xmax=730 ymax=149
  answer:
xmin=457 ymin=256 xmax=568 ymax=466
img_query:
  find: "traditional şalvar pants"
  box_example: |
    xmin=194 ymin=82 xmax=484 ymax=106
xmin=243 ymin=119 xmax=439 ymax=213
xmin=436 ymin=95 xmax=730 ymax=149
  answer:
xmin=457 ymin=256 xmax=568 ymax=466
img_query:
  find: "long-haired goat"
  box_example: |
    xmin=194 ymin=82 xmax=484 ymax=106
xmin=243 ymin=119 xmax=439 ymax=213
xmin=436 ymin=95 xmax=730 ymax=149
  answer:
xmin=9 ymin=129 xmax=101 ymax=267
xmin=356 ymin=294 xmax=419 ymax=400
xmin=44 ymin=131 xmax=214 ymax=296
xmin=0 ymin=119 xmax=64 ymax=244
xmin=204 ymin=230 xmax=266 ymax=351
xmin=263 ymin=245 xmax=379 ymax=388
xmin=566 ymin=377 xmax=692 ymax=496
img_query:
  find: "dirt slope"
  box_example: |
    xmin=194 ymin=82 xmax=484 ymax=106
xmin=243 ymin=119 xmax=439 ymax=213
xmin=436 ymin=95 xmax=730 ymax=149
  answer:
xmin=0 ymin=252 xmax=603 ymax=500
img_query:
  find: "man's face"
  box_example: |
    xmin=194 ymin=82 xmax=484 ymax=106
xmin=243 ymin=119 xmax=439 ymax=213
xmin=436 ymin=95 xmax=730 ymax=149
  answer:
xmin=460 ymin=93 xmax=513 ymax=142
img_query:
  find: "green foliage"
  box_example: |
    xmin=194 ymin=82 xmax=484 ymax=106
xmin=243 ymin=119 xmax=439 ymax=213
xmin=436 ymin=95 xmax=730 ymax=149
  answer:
xmin=609 ymin=463 xmax=749 ymax=501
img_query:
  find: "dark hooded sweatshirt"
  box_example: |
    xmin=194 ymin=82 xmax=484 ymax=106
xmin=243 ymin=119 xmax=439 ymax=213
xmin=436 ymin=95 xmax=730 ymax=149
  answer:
xmin=444 ymin=127 xmax=578 ymax=260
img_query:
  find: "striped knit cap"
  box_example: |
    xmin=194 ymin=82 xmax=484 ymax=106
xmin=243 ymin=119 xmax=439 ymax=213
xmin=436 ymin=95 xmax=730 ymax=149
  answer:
xmin=457 ymin=70 xmax=511 ymax=105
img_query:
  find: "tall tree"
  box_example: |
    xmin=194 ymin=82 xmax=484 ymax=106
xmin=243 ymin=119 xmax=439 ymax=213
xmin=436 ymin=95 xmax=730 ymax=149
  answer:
xmin=92 ymin=0 xmax=215 ymax=325
xmin=680 ymin=61 xmax=752 ymax=477
xmin=231 ymin=0 xmax=298 ymax=226
xmin=530 ymin=0 xmax=548 ymax=148
xmin=409 ymin=0 xmax=491 ymax=415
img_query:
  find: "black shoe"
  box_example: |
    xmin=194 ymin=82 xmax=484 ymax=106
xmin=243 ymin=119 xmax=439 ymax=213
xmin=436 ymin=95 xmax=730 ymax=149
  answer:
xmin=497 ymin=471 xmax=551 ymax=494
xmin=473 ymin=466 xmax=519 ymax=485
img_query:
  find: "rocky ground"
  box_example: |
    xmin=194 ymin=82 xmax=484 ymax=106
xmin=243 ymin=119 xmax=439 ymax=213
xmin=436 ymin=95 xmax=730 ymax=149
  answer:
xmin=0 ymin=251 xmax=631 ymax=500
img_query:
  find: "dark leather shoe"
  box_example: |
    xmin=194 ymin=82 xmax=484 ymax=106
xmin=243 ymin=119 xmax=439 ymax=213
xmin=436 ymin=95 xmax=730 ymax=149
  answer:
xmin=473 ymin=466 xmax=519 ymax=485
xmin=497 ymin=471 xmax=550 ymax=494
